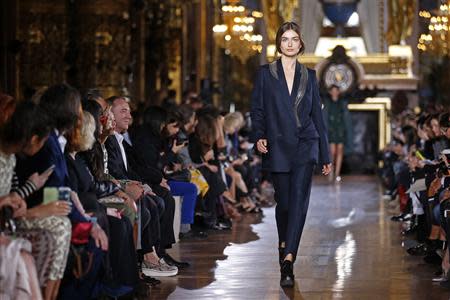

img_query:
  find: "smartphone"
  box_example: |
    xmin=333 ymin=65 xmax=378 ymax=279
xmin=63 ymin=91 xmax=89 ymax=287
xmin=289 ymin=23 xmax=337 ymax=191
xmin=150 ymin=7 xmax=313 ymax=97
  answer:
xmin=43 ymin=187 xmax=59 ymax=204
xmin=43 ymin=164 xmax=55 ymax=174
xmin=58 ymin=187 xmax=71 ymax=201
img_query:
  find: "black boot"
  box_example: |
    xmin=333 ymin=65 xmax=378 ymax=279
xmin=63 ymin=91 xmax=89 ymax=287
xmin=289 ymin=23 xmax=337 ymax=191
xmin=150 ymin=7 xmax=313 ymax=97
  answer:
xmin=278 ymin=248 xmax=284 ymax=267
xmin=280 ymin=260 xmax=295 ymax=287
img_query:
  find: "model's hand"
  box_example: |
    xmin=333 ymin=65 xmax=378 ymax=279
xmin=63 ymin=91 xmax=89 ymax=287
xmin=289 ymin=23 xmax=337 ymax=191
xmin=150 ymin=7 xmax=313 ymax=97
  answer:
xmin=256 ymin=139 xmax=268 ymax=154
xmin=322 ymin=163 xmax=332 ymax=176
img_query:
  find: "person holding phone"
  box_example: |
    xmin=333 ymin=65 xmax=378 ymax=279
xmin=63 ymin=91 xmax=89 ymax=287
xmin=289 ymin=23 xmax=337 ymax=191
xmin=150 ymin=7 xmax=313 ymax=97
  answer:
xmin=0 ymin=100 xmax=70 ymax=299
xmin=131 ymin=106 xmax=200 ymax=241
xmin=250 ymin=22 xmax=331 ymax=287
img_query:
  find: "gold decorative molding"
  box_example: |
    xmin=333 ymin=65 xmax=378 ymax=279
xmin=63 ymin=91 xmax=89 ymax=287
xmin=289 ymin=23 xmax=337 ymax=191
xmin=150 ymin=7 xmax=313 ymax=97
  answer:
xmin=348 ymin=97 xmax=391 ymax=151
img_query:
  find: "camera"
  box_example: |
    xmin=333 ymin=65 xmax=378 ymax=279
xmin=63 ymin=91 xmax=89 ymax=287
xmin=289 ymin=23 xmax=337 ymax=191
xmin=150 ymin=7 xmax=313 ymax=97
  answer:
xmin=176 ymin=130 xmax=189 ymax=146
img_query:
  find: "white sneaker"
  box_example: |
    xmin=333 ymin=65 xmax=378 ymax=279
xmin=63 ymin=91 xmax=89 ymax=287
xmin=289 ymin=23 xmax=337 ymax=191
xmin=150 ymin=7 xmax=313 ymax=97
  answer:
xmin=142 ymin=259 xmax=178 ymax=277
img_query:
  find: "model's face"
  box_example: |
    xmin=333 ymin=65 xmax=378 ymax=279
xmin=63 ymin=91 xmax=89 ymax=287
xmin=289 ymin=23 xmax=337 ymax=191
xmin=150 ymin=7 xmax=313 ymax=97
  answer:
xmin=280 ymin=30 xmax=301 ymax=57
xmin=111 ymin=98 xmax=131 ymax=133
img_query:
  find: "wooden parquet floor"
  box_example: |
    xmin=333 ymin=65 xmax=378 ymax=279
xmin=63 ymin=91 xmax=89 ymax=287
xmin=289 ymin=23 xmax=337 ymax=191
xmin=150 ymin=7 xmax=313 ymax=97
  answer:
xmin=147 ymin=176 xmax=450 ymax=300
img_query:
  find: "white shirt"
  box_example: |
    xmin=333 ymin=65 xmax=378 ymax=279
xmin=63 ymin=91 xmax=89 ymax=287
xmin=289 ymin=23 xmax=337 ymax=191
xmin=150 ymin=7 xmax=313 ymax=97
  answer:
xmin=123 ymin=132 xmax=133 ymax=146
xmin=55 ymin=129 xmax=67 ymax=153
xmin=114 ymin=132 xmax=128 ymax=171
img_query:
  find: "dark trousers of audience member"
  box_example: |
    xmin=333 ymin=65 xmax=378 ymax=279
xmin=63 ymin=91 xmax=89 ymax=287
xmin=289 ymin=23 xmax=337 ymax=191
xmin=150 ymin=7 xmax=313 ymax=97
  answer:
xmin=416 ymin=214 xmax=428 ymax=244
xmin=198 ymin=166 xmax=227 ymax=226
xmin=107 ymin=216 xmax=139 ymax=288
xmin=140 ymin=195 xmax=163 ymax=254
xmin=151 ymin=185 xmax=176 ymax=255
xmin=58 ymin=240 xmax=105 ymax=300
xmin=201 ymin=192 xmax=219 ymax=227
xmin=272 ymin=163 xmax=315 ymax=261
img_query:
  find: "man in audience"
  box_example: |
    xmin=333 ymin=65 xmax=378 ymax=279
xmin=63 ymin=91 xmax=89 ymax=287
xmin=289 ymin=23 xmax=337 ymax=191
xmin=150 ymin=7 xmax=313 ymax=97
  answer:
xmin=106 ymin=96 xmax=189 ymax=273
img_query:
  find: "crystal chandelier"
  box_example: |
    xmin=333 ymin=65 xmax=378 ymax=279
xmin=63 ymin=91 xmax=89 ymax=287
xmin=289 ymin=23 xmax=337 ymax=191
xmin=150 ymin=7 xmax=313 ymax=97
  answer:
xmin=418 ymin=1 xmax=450 ymax=56
xmin=213 ymin=1 xmax=263 ymax=63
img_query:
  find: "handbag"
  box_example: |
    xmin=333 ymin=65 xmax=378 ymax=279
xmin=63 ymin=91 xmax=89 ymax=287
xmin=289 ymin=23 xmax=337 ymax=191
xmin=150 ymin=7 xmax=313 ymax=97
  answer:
xmin=189 ymin=168 xmax=209 ymax=197
xmin=71 ymin=222 xmax=93 ymax=245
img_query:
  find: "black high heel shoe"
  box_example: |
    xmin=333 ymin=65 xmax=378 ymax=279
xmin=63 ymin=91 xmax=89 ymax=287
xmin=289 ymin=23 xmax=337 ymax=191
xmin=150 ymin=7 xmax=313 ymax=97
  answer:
xmin=280 ymin=260 xmax=295 ymax=287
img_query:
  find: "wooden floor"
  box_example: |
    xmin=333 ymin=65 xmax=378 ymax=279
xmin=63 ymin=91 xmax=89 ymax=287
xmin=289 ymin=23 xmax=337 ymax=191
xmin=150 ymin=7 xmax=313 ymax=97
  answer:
xmin=148 ymin=176 xmax=450 ymax=300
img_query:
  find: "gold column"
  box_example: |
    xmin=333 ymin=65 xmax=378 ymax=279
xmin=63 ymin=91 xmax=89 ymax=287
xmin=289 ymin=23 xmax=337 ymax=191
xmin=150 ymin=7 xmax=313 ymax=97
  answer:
xmin=212 ymin=0 xmax=221 ymax=107
xmin=135 ymin=7 xmax=146 ymax=102
xmin=197 ymin=0 xmax=207 ymax=92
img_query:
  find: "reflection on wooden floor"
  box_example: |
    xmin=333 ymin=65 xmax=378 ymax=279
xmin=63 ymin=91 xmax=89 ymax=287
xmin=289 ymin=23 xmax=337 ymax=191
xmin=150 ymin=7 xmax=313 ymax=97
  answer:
xmin=148 ymin=176 xmax=450 ymax=300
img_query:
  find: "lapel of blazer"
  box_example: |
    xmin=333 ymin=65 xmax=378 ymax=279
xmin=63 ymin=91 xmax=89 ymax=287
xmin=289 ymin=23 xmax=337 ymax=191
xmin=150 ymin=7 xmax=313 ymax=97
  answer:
xmin=293 ymin=63 xmax=309 ymax=127
xmin=110 ymin=135 xmax=128 ymax=173
xmin=269 ymin=59 xmax=308 ymax=127
xmin=269 ymin=59 xmax=295 ymax=124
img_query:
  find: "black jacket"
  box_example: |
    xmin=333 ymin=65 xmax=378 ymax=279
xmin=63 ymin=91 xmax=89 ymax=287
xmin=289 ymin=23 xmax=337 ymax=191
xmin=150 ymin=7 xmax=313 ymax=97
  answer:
xmin=250 ymin=59 xmax=330 ymax=171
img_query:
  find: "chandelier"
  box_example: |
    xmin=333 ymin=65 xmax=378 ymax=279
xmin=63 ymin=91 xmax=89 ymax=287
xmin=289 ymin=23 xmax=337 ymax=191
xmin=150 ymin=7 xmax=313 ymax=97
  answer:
xmin=213 ymin=1 xmax=264 ymax=63
xmin=418 ymin=1 xmax=450 ymax=56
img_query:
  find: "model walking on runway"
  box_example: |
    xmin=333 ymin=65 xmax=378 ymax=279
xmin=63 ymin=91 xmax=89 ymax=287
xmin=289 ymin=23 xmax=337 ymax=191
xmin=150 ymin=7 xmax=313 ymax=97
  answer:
xmin=250 ymin=22 xmax=332 ymax=287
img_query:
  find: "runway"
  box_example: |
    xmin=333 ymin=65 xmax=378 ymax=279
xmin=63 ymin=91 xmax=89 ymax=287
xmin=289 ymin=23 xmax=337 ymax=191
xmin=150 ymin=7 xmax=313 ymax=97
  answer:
xmin=149 ymin=176 xmax=450 ymax=300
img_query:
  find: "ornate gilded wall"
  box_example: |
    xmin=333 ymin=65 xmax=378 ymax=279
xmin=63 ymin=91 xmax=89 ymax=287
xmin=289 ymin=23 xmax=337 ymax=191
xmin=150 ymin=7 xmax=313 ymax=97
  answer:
xmin=2 ymin=0 xmax=185 ymax=103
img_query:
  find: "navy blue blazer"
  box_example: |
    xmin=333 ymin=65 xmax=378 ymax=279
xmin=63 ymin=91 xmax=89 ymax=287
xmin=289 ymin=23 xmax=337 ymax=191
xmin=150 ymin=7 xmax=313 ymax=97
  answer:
xmin=250 ymin=59 xmax=330 ymax=172
xmin=15 ymin=131 xmax=87 ymax=222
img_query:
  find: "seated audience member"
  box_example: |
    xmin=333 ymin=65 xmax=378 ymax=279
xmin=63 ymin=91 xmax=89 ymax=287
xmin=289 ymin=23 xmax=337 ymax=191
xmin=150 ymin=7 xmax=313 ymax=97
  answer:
xmin=105 ymin=96 xmax=182 ymax=275
xmin=15 ymin=84 xmax=108 ymax=300
xmin=131 ymin=106 xmax=201 ymax=240
xmin=65 ymin=111 xmax=139 ymax=296
xmin=0 ymin=100 xmax=55 ymax=300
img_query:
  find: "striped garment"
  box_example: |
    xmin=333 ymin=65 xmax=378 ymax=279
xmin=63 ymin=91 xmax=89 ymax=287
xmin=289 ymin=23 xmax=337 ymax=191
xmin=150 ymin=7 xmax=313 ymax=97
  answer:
xmin=11 ymin=172 xmax=37 ymax=199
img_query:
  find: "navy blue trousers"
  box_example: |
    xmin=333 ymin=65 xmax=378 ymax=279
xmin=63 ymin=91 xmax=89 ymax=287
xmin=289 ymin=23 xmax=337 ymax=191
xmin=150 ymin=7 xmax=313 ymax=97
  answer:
xmin=272 ymin=163 xmax=315 ymax=261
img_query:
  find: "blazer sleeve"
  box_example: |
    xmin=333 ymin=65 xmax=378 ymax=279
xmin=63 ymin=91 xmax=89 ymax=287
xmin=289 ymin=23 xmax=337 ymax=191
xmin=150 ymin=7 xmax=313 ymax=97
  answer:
xmin=311 ymin=71 xmax=331 ymax=165
xmin=250 ymin=68 xmax=266 ymax=143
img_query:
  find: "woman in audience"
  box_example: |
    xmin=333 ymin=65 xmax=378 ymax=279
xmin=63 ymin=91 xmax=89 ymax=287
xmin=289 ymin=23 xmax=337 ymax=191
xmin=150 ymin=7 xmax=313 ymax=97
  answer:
xmin=223 ymin=111 xmax=261 ymax=213
xmin=132 ymin=106 xmax=200 ymax=237
xmin=15 ymin=84 xmax=108 ymax=300
xmin=0 ymin=100 xmax=56 ymax=300
xmin=65 ymin=111 xmax=139 ymax=296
